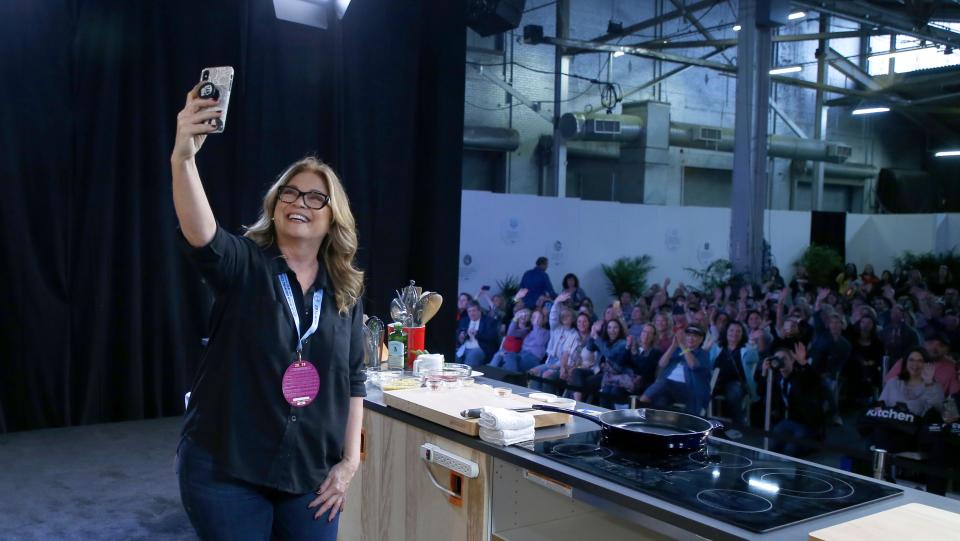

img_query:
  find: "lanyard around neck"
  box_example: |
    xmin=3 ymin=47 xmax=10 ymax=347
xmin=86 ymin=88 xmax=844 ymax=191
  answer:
xmin=278 ymin=273 xmax=323 ymax=355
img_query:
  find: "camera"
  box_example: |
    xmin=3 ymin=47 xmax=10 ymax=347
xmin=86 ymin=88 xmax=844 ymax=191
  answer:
xmin=766 ymin=356 xmax=783 ymax=370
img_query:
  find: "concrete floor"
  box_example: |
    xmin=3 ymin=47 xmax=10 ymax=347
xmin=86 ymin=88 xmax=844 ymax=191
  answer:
xmin=0 ymin=417 xmax=195 ymax=541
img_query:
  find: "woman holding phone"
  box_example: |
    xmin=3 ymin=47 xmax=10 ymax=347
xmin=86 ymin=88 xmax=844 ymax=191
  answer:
xmin=171 ymin=83 xmax=365 ymax=540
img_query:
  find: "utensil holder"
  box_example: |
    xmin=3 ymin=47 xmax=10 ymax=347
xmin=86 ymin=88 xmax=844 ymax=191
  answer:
xmin=403 ymin=325 xmax=426 ymax=369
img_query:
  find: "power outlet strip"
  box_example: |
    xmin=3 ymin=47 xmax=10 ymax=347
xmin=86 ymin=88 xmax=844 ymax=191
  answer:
xmin=419 ymin=443 xmax=479 ymax=478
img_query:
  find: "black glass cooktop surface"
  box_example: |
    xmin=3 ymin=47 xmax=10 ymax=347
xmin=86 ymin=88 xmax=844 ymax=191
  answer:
xmin=520 ymin=430 xmax=902 ymax=533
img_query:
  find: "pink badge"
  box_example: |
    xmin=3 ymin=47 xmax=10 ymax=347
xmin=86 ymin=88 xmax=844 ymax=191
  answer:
xmin=282 ymin=360 xmax=320 ymax=407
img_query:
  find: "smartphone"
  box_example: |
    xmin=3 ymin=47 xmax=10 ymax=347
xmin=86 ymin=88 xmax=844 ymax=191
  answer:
xmin=199 ymin=66 xmax=234 ymax=133
xmin=481 ymin=285 xmax=491 ymax=291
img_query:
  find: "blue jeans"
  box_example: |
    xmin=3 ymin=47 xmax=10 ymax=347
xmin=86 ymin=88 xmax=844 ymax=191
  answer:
xmin=770 ymin=419 xmax=815 ymax=457
xmin=643 ymin=378 xmax=702 ymax=414
xmin=721 ymin=380 xmax=747 ymax=427
xmin=458 ymin=348 xmax=487 ymax=369
xmin=489 ymin=351 xmax=542 ymax=372
xmin=177 ymin=437 xmax=340 ymax=541
xmin=528 ymin=357 xmax=561 ymax=393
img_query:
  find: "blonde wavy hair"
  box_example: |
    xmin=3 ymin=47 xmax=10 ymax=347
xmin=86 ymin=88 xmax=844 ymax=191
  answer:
xmin=244 ymin=157 xmax=364 ymax=315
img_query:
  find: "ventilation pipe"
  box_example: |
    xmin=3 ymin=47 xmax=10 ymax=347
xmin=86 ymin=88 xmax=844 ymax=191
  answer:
xmin=463 ymin=126 xmax=520 ymax=152
xmin=560 ymin=112 xmax=854 ymax=164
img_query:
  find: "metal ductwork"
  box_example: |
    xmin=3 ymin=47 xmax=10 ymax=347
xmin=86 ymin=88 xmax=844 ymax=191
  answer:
xmin=560 ymin=112 xmax=854 ymax=164
xmin=558 ymin=114 xmax=644 ymax=142
xmin=463 ymin=126 xmax=520 ymax=152
xmin=801 ymin=163 xmax=880 ymax=179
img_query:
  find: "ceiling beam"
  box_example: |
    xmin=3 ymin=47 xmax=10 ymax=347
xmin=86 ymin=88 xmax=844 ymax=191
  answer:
xmin=641 ymin=30 xmax=886 ymax=49
xmin=792 ymin=0 xmax=960 ymax=48
xmin=566 ymin=0 xmax=721 ymax=55
xmin=543 ymin=35 xmax=884 ymax=98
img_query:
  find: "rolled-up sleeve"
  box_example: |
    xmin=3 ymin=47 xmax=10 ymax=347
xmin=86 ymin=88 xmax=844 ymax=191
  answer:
xmin=348 ymin=299 xmax=368 ymax=397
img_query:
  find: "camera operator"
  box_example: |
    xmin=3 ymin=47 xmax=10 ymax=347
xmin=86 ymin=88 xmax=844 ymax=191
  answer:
xmin=756 ymin=343 xmax=825 ymax=456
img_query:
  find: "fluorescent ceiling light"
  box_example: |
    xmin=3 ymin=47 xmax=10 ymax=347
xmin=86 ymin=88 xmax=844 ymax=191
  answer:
xmin=769 ymin=65 xmax=802 ymax=75
xmin=732 ymin=24 xmax=742 ymax=32
xmin=788 ymin=11 xmax=806 ymax=21
xmin=613 ymin=51 xmax=625 ymax=58
xmin=273 ymin=0 xmax=351 ymax=29
xmin=852 ymin=106 xmax=890 ymax=115
xmin=935 ymin=150 xmax=960 ymax=157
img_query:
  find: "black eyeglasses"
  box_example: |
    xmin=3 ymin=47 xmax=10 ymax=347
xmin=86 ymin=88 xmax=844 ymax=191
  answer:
xmin=277 ymin=186 xmax=330 ymax=210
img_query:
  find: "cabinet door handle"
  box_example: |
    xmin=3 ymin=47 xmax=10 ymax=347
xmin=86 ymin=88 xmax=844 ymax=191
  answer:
xmin=421 ymin=457 xmax=461 ymax=500
xmin=359 ymin=427 xmax=366 ymax=462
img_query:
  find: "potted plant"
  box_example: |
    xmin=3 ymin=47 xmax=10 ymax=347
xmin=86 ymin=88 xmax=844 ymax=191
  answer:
xmin=685 ymin=259 xmax=734 ymax=293
xmin=601 ymin=255 xmax=654 ymax=299
xmin=796 ymin=244 xmax=843 ymax=289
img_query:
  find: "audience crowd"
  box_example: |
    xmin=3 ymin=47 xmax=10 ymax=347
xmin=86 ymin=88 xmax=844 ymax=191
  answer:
xmin=456 ymin=257 xmax=960 ymax=494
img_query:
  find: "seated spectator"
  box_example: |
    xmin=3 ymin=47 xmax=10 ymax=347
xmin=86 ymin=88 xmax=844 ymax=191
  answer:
xmin=939 ymin=308 xmax=960 ymax=354
xmin=809 ymin=290 xmax=852 ymax=425
xmin=931 ymin=264 xmax=953 ymax=295
xmin=589 ymin=319 xmax=631 ymax=408
xmin=627 ymin=306 xmax=648 ymax=340
xmin=488 ymin=308 xmax=532 ymax=371
xmin=845 ymin=311 xmax=885 ymax=406
xmin=519 ymin=257 xmax=557 ymax=309
xmin=710 ymin=321 xmax=758 ymax=428
xmin=560 ymin=273 xmax=587 ymax=308
xmin=837 ymin=263 xmax=859 ymax=297
xmin=703 ymin=310 xmax=730 ymax=351
xmin=456 ymin=292 xmax=473 ymax=322
xmin=880 ymin=304 xmax=920 ymax=364
xmin=627 ymin=323 xmax=661 ymax=397
xmin=877 ymin=348 xmax=944 ymax=415
xmin=528 ymin=290 xmax=578 ymax=393
xmin=578 ymin=297 xmax=596 ymax=322
xmin=864 ymin=347 xmax=944 ymax=454
xmin=455 ymin=301 xmax=499 ymax=368
xmin=885 ymin=331 xmax=960 ymax=395
xmin=920 ymin=374 xmax=960 ymax=495
xmin=757 ymin=343 xmax=825 ymax=456
xmin=765 ymin=266 xmax=786 ymax=292
xmin=562 ymin=313 xmax=600 ymax=402
xmin=513 ymin=310 xmax=550 ymax=372
xmin=476 ymin=287 xmax=508 ymax=331
xmin=860 ymin=263 xmax=880 ymax=287
xmin=880 ymin=270 xmax=895 ymax=289
xmin=618 ymin=291 xmax=635 ymax=317
xmin=790 ymin=265 xmax=812 ymax=298
xmin=637 ymin=326 xmax=712 ymax=415
xmin=653 ymin=312 xmax=674 ymax=352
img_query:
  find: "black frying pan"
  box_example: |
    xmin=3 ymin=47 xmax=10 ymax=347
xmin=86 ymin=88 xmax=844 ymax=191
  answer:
xmin=533 ymin=405 xmax=723 ymax=453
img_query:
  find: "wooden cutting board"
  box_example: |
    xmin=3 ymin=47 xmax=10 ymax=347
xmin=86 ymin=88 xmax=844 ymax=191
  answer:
xmin=809 ymin=503 xmax=960 ymax=541
xmin=382 ymin=386 xmax=572 ymax=436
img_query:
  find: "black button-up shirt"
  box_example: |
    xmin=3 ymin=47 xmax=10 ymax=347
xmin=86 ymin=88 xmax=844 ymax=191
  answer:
xmin=180 ymin=225 xmax=366 ymax=494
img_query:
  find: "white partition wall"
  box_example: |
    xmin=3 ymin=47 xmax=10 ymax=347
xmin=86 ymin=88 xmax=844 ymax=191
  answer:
xmin=458 ymin=191 xmax=959 ymax=301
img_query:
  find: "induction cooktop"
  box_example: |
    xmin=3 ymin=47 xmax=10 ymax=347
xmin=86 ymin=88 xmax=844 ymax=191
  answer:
xmin=519 ymin=430 xmax=902 ymax=533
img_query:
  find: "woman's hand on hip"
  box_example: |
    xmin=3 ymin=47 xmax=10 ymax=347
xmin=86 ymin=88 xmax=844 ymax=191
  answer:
xmin=309 ymin=458 xmax=359 ymax=521
xmin=171 ymin=83 xmax=221 ymax=163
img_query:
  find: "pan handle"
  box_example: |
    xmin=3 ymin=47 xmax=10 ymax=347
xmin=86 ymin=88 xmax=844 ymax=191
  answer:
xmin=532 ymin=404 xmax=605 ymax=427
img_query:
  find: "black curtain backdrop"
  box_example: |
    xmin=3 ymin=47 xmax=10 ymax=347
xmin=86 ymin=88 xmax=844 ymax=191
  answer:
xmin=810 ymin=211 xmax=847 ymax=262
xmin=0 ymin=0 xmax=465 ymax=433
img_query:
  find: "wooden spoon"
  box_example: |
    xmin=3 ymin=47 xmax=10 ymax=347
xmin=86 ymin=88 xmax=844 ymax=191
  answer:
xmin=420 ymin=293 xmax=443 ymax=325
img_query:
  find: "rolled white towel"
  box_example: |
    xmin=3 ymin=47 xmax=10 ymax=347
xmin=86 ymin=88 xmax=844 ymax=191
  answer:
xmin=479 ymin=426 xmax=534 ymax=446
xmin=478 ymin=406 xmax=535 ymax=431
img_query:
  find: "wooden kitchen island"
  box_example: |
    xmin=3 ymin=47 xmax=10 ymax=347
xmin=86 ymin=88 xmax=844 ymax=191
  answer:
xmin=339 ymin=378 xmax=960 ymax=541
